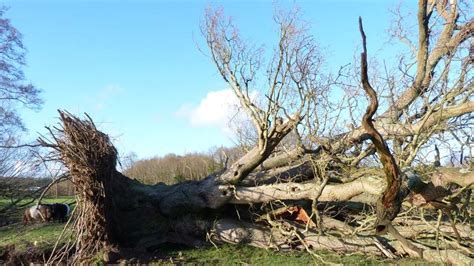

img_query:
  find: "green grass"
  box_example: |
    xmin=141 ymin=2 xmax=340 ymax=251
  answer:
xmin=0 ymin=196 xmax=75 ymax=255
xmin=144 ymin=244 xmax=431 ymax=265
xmin=161 ymin=244 xmax=350 ymax=265
xmin=0 ymin=223 xmax=68 ymax=251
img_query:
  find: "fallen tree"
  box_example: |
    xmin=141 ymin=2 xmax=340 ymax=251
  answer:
xmin=39 ymin=0 xmax=473 ymax=264
xmin=39 ymin=112 xmax=473 ymax=264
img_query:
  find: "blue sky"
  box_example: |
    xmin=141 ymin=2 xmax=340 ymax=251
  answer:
xmin=5 ymin=0 xmax=415 ymax=159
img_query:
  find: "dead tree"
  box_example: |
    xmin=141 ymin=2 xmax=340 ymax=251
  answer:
xmin=39 ymin=1 xmax=473 ymax=264
xmin=40 ymin=110 xmax=473 ymax=264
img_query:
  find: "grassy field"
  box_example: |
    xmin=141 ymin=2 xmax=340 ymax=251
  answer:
xmin=0 ymin=223 xmax=66 ymax=251
xmin=0 ymin=196 xmax=75 ymax=223
xmin=0 ymin=197 xmax=75 ymax=263
xmin=0 ymin=197 xmax=431 ymax=264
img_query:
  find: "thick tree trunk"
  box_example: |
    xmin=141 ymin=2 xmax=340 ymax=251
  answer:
xmin=108 ymin=166 xmax=474 ymax=244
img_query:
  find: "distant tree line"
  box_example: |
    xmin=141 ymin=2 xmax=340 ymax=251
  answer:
xmin=0 ymin=176 xmax=49 ymax=199
xmin=123 ymin=146 xmax=244 ymax=185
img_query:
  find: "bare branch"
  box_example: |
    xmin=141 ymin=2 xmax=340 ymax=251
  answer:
xmin=359 ymin=17 xmax=403 ymax=232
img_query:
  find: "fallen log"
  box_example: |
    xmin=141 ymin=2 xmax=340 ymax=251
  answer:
xmin=38 ymin=112 xmax=472 ymax=263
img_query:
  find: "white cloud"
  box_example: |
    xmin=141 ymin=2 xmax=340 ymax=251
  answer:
xmin=190 ymin=89 xmax=239 ymax=126
xmin=176 ymin=89 xmax=257 ymax=135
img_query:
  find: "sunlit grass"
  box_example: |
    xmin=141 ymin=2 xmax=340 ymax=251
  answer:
xmin=147 ymin=244 xmax=431 ymax=265
xmin=0 ymin=223 xmax=68 ymax=252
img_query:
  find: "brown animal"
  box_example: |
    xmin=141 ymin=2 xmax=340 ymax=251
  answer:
xmin=23 ymin=204 xmax=53 ymax=225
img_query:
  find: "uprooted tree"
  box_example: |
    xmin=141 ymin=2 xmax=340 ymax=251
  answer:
xmin=39 ymin=1 xmax=473 ymax=264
